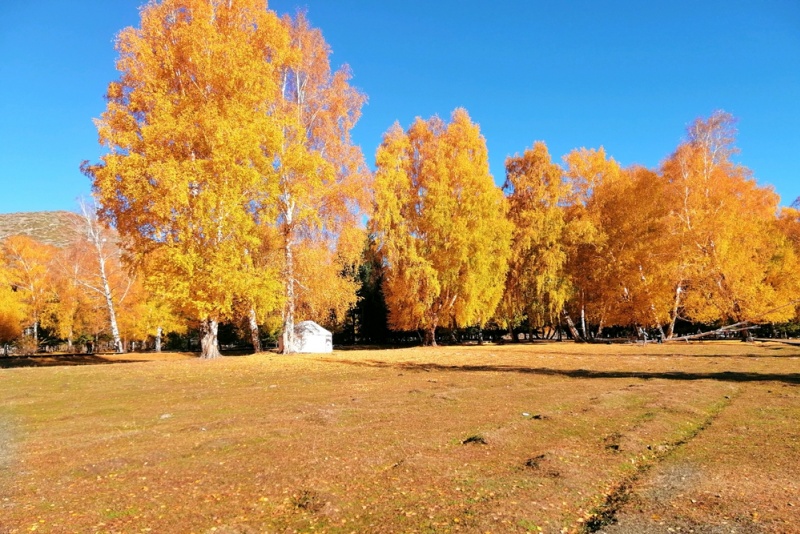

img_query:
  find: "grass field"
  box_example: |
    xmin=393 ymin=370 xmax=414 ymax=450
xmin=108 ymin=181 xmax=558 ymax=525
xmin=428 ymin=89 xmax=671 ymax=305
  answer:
xmin=1 ymin=341 xmax=798 ymax=533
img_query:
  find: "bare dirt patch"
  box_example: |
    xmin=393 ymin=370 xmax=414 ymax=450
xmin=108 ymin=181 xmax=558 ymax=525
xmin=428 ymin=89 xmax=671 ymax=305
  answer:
xmin=0 ymin=341 xmax=797 ymax=533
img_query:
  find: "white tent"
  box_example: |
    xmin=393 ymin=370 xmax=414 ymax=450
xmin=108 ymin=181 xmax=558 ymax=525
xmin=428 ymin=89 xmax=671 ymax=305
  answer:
xmin=280 ymin=321 xmax=333 ymax=353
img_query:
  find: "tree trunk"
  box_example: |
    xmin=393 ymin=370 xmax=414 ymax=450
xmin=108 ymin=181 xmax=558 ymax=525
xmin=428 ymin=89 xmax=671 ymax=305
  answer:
xmin=200 ymin=318 xmax=221 ymax=359
xmin=80 ymin=200 xmax=124 ymax=353
xmin=666 ymin=322 xmax=753 ymax=343
xmin=99 ymin=256 xmax=123 ymax=353
xmin=561 ymin=310 xmax=584 ymax=342
xmin=248 ymin=308 xmax=262 ymax=353
xmin=281 ymin=203 xmax=296 ymax=355
xmin=424 ymin=322 xmax=437 ymax=346
xmin=651 ymin=305 xmax=666 ymax=341
xmin=580 ymin=294 xmax=587 ymax=339
xmin=155 ymin=326 xmax=163 ymax=352
xmin=282 ymin=245 xmax=296 ymax=354
xmin=449 ymin=320 xmax=458 ymax=344
xmin=666 ymin=283 xmax=683 ymax=339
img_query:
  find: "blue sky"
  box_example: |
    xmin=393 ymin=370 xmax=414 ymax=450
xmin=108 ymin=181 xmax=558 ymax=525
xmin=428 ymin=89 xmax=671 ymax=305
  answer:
xmin=1 ymin=0 xmax=798 ymax=214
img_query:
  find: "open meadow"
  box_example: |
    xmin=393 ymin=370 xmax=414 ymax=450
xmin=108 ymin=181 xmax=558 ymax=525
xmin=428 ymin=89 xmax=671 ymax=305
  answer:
xmin=1 ymin=341 xmax=798 ymax=533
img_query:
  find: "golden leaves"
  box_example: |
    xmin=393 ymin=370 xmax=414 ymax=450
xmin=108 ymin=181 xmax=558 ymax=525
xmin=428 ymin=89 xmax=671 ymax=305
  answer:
xmin=499 ymin=142 xmax=572 ymax=329
xmin=86 ymin=1 xmax=369 ymax=353
xmin=373 ymin=109 xmax=511 ymax=338
xmin=660 ymin=113 xmax=792 ymax=324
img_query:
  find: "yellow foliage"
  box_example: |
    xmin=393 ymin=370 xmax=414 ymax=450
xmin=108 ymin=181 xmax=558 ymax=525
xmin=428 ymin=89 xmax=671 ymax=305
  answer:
xmin=499 ymin=142 xmax=573 ymax=330
xmin=661 ymin=111 xmax=795 ymax=325
xmin=1 ymin=235 xmax=57 ymax=339
xmin=373 ymin=109 xmax=511 ymax=343
xmin=269 ymin=13 xmax=370 ymax=345
xmin=0 ymin=264 xmax=25 ymax=343
xmin=86 ymin=0 xmax=288 ymax=340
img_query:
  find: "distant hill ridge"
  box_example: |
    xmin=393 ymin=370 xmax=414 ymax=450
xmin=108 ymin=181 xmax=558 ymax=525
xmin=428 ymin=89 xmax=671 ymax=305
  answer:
xmin=0 ymin=211 xmax=83 ymax=248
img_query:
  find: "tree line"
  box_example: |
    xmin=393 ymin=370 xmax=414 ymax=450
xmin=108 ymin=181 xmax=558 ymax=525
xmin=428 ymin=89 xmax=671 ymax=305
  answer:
xmin=371 ymin=109 xmax=800 ymax=346
xmin=0 ymin=202 xmax=184 ymax=355
xmin=4 ymin=0 xmax=798 ymax=356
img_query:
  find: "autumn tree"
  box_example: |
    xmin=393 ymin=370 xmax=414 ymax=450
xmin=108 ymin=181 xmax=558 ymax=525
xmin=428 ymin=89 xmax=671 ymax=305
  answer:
xmin=568 ymin=162 xmax=673 ymax=336
xmin=72 ymin=199 xmax=134 ymax=352
xmin=139 ymin=293 xmax=185 ymax=352
xmin=113 ymin=275 xmax=186 ymax=351
xmin=778 ymin=205 xmax=800 ymax=251
xmin=85 ymin=2 xmax=368 ymax=357
xmin=84 ymin=0 xmax=294 ymax=358
xmin=498 ymin=142 xmax=572 ymax=339
xmin=0 ymin=235 xmax=57 ymax=345
xmin=661 ymin=111 xmax=795 ymax=331
xmin=372 ymin=109 xmax=511 ymax=345
xmin=269 ymin=13 xmax=370 ymax=353
xmin=0 ymin=263 xmax=25 ymax=351
xmin=777 ymin=205 xmax=800 ymax=320
xmin=45 ymin=244 xmax=88 ymax=351
xmin=561 ymin=147 xmax=622 ymax=338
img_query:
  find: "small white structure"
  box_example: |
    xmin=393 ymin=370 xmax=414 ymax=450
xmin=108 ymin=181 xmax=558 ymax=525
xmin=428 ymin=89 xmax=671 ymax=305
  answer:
xmin=280 ymin=320 xmax=333 ymax=353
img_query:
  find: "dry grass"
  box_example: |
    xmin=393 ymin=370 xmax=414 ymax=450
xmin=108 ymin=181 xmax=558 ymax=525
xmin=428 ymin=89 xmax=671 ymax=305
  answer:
xmin=0 ymin=341 xmax=798 ymax=533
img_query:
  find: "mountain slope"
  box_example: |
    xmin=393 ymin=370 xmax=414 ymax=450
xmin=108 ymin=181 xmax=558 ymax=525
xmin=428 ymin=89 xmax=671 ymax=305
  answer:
xmin=0 ymin=211 xmax=82 ymax=248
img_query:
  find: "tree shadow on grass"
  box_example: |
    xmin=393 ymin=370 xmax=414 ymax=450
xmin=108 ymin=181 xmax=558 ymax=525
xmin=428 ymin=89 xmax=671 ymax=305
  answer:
xmin=320 ymin=358 xmax=800 ymax=386
xmin=0 ymin=354 xmax=145 ymax=369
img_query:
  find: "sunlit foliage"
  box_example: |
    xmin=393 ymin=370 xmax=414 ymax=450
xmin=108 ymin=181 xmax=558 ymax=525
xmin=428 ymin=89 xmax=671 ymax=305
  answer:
xmin=498 ymin=142 xmax=572 ymax=336
xmin=373 ymin=109 xmax=511 ymax=345
xmin=84 ymin=0 xmax=368 ymax=357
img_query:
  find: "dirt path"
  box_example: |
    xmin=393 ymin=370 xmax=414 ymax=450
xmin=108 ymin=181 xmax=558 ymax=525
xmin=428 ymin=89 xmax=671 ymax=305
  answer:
xmin=595 ymin=382 xmax=800 ymax=534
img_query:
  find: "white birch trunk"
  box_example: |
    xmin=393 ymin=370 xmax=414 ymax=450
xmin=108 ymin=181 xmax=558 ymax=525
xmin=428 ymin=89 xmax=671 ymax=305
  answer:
xmin=155 ymin=326 xmax=163 ymax=352
xmin=248 ymin=308 xmax=262 ymax=353
xmin=79 ymin=199 xmax=124 ymax=353
xmin=98 ymin=253 xmax=123 ymax=353
xmin=667 ymin=283 xmax=683 ymax=339
xmin=200 ymin=318 xmax=221 ymax=359
xmin=281 ymin=198 xmax=297 ymax=354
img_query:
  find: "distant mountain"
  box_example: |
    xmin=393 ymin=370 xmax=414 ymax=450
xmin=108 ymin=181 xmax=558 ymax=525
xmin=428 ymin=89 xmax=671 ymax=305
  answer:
xmin=0 ymin=211 xmax=83 ymax=248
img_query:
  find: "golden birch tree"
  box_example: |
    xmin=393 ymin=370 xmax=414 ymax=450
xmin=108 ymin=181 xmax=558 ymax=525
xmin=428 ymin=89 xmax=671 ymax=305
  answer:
xmin=372 ymin=109 xmax=511 ymax=345
xmin=574 ymin=164 xmax=673 ymax=334
xmin=498 ymin=142 xmax=572 ymax=338
xmin=0 ymin=235 xmax=57 ymax=345
xmin=0 ymin=263 xmax=25 ymax=350
xmin=269 ymin=13 xmax=370 ymax=353
xmin=561 ymin=147 xmax=621 ymax=337
xmin=84 ymin=0 xmax=291 ymax=358
xmin=73 ymin=199 xmax=133 ymax=352
xmin=661 ymin=111 xmax=795 ymax=329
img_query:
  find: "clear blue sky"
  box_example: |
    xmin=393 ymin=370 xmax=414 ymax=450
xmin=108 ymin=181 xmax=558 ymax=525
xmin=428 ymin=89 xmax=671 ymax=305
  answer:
xmin=1 ymin=0 xmax=798 ymax=214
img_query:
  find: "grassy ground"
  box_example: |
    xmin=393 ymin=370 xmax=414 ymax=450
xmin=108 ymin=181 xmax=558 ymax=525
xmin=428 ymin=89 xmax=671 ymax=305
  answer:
xmin=0 ymin=341 xmax=798 ymax=533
